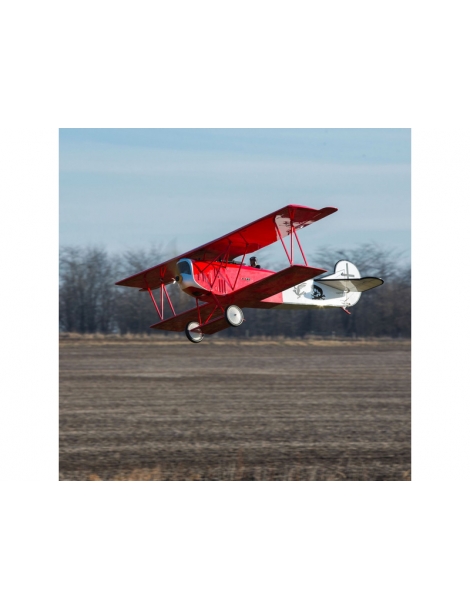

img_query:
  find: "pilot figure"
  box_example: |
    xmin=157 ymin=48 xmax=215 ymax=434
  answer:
xmin=250 ymin=256 xmax=261 ymax=269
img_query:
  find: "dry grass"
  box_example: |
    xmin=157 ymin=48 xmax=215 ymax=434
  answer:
xmin=84 ymin=464 xmax=411 ymax=481
xmin=60 ymin=332 xmax=410 ymax=348
xmin=60 ymin=337 xmax=411 ymax=481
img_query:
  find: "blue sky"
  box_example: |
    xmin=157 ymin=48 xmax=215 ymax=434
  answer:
xmin=59 ymin=128 xmax=411 ymax=265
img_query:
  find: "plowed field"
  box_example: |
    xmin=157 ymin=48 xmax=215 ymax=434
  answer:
xmin=59 ymin=336 xmax=411 ymax=480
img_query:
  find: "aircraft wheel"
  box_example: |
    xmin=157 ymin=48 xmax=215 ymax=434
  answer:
xmin=225 ymin=305 xmax=244 ymax=327
xmin=185 ymin=321 xmax=204 ymax=343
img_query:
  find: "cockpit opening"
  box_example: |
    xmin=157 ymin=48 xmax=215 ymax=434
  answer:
xmin=177 ymin=260 xmax=191 ymax=275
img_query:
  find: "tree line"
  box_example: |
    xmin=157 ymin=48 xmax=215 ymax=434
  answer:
xmin=59 ymin=243 xmax=410 ymax=338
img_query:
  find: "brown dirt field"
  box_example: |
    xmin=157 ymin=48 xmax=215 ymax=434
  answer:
xmin=59 ymin=336 xmax=411 ymax=481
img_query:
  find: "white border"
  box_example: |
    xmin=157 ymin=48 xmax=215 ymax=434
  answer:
xmin=1 ymin=2 xmax=468 ymax=608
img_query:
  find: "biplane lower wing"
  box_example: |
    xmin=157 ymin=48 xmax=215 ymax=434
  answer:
xmin=198 ymin=316 xmax=231 ymax=335
xmin=149 ymin=303 xmax=213 ymax=331
xmin=218 ymin=264 xmax=327 ymax=307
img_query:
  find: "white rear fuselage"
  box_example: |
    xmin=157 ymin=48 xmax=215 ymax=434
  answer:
xmin=277 ymin=261 xmax=362 ymax=310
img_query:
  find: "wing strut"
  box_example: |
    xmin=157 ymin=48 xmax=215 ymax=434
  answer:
xmin=146 ymin=281 xmax=177 ymax=322
xmin=146 ymin=282 xmax=163 ymax=320
xmin=293 ymin=225 xmax=308 ymax=266
xmin=274 ymin=217 xmax=309 ymax=266
xmin=162 ymin=284 xmax=176 ymax=316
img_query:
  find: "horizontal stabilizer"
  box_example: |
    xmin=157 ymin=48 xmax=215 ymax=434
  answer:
xmin=316 ymin=276 xmax=383 ymax=293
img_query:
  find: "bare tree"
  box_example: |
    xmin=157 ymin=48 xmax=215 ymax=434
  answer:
xmin=59 ymin=246 xmax=118 ymax=333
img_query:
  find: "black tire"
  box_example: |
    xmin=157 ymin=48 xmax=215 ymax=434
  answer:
xmin=225 ymin=305 xmax=244 ymax=327
xmin=185 ymin=321 xmax=204 ymax=343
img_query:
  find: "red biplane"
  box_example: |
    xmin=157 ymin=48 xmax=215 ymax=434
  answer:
xmin=116 ymin=205 xmax=383 ymax=342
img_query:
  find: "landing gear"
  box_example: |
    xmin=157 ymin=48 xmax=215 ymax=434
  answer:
xmin=185 ymin=321 xmax=204 ymax=343
xmin=225 ymin=305 xmax=244 ymax=327
xmin=185 ymin=306 xmax=244 ymax=341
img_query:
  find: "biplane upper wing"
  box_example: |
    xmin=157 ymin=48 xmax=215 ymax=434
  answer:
xmin=115 ymin=204 xmax=337 ymax=290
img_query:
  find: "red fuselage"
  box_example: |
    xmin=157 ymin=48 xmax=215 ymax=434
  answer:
xmin=177 ymin=259 xmax=283 ymax=306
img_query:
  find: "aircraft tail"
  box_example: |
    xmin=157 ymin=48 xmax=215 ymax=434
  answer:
xmin=278 ymin=260 xmax=383 ymax=309
xmin=315 ymin=260 xmax=383 ymax=307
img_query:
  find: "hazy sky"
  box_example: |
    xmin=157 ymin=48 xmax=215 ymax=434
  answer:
xmin=59 ymin=128 xmax=410 ymax=265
